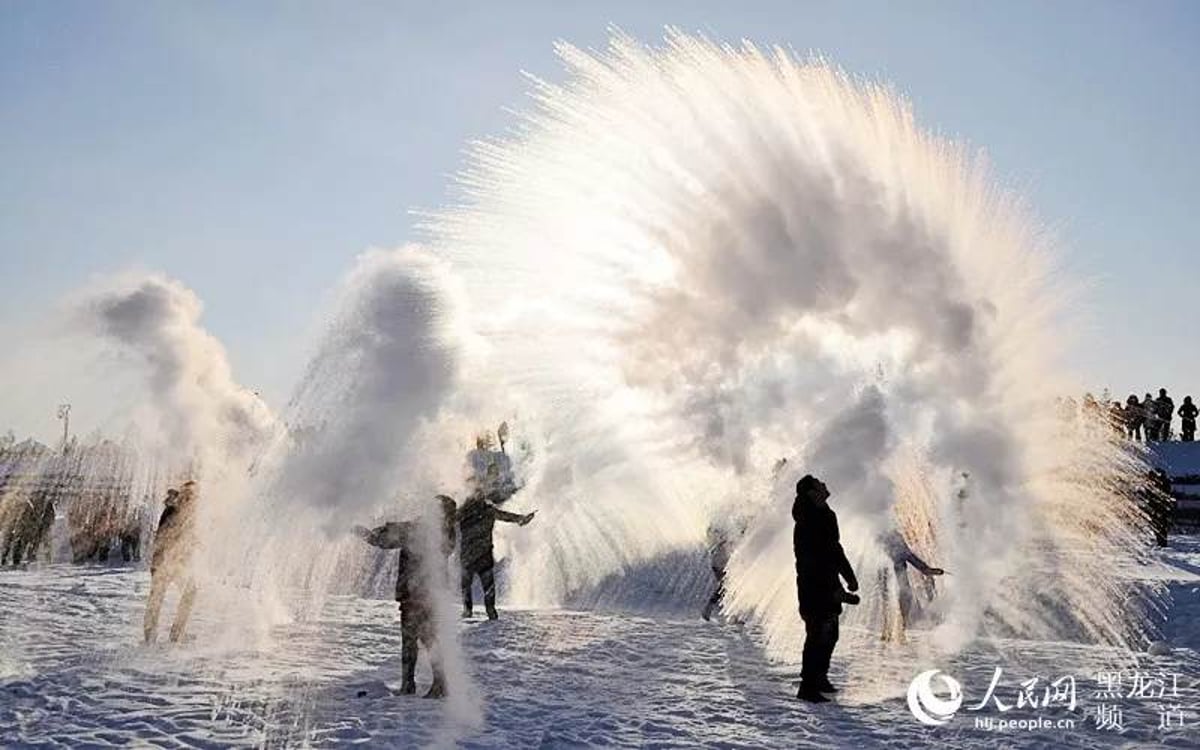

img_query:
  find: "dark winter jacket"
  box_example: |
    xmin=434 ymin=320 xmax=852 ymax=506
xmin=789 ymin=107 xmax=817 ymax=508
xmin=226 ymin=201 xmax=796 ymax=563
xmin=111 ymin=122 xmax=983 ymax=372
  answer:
xmin=1157 ymin=397 xmax=1175 ymax=422
xmin=361 ymin=521 xmax=420 ymax=603
xmin=1179 ymin=403 xmax=1198 ymax=423
xmin=793 ymin=499 xmax=858 ymax=620
xmin=458 ymin=492 xmax=527 ymax=569
xmin=361 ymin=508 xmax=456 ymax=605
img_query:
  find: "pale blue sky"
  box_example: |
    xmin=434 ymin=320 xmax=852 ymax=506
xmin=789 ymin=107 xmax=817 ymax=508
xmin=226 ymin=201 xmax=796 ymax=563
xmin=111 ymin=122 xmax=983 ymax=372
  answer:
xmin=2 ymin=1 xmax=1197 ymax=438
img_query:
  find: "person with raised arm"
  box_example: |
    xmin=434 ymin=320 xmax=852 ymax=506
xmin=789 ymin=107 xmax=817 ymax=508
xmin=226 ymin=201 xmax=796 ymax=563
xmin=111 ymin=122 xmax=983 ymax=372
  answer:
xmin=458 ymin=465 xmax=535 ymax=620
xmin=354 ymin=495 xmax=457 ymax=698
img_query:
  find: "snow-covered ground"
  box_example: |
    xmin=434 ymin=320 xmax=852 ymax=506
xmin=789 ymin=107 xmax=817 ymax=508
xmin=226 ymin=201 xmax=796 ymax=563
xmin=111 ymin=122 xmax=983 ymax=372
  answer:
xmin=3 ymin=541 xmax=1200 ymax=748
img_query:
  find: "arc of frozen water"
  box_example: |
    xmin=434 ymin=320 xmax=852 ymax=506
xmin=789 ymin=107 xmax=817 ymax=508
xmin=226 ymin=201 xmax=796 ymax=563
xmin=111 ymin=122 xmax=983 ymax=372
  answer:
xmin=424 ymin=30 xmax=1159 ymax=662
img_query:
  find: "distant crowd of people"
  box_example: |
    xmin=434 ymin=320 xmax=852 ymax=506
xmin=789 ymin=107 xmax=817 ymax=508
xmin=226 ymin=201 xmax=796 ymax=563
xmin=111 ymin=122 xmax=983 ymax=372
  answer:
xmin=1059 ymin=387 xmax=1199 ymax=443
xmin=0 ymin=437 xmax=147 ymax=567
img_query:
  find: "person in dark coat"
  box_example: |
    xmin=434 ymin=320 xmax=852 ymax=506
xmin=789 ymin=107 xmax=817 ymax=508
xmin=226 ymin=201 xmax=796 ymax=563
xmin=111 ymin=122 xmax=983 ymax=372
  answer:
xmin=458 ymin=473 xmax=535 ymax=620
xmin=1125 ymin=395 xmax=1144 ymax=442
xmin=1145 ymin=392 xmax=1161 ymax=441
xmin=144 ymin=482 xmax=199 ymax=644
xmin=1178 ymin=397 xmax=1198 ymax=443
xmin=793 ymin=475 xmax=859 ymax=703
xmin=355 ymin=495 xmax=457 ymax=698
xmin=1156 ymin=389 xmax=1175 ymax=441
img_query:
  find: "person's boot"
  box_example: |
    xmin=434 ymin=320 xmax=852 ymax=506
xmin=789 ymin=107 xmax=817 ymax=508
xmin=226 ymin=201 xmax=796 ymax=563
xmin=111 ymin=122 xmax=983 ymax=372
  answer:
xmin=400 ymin=647 xmax=417 ymax=695
xmin=461 ymin=606 xmax=473 ymax=619
xmin=485 ymin=606 xmax=499 ymax=621
xmin=424 ymin=680 xmax=446 ymax=699
xmin=817 ymin=677 xmax=839 ymax=693
xmin=797 ymin=683 xmax=830 ymax=703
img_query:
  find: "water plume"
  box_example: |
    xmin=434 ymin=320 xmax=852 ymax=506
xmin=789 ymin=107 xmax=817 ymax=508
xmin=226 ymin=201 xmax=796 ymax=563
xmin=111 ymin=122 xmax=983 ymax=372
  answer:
xmin=3 ymin=29 xmax=1163 ymax=724
xmin=0 ymin=273 xmax=278 ymax=567
xmin=216 ymin=246 xmax=482 ymax=726
xmin=71 ymin=273 xmax=276 ymax=471
xmin=271 ymin=246 xmax=460 ymax=527
xmin=426 ymin=29 xmax=1159 ymax=667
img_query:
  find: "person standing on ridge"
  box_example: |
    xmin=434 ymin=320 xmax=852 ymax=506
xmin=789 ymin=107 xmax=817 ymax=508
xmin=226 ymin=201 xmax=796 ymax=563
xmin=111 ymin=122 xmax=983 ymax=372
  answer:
xmin=793 ymin=475 xmax=859 ymax=703
xmin=1145 ymin=392 xmax=1161 ymax=441
xmin=459 ymin=464 xmax=536 ymax=620
xmin=1125 ymin=394 xmax=1144 ymax=442
xmin=144 ymin=481 xmax=199 ymax=644
xmin=1178 ymin=396 xmax=1198 ymax=442
xmin=355 ymin=495 xmax=457 ymax=698
xmin=1156 ymin=389 xmax=1175 ymax=441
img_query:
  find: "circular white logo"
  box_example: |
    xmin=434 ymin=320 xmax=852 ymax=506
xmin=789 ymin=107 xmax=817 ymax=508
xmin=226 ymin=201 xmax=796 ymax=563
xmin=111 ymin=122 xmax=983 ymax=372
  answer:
xmin=907 ymin=669 xmax=963 ymax=726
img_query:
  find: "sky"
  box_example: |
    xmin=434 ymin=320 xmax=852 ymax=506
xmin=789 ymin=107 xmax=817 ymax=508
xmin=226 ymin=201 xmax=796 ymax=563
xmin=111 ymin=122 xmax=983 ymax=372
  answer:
xmin=1 ymin=1 xmax=1198 ymax=441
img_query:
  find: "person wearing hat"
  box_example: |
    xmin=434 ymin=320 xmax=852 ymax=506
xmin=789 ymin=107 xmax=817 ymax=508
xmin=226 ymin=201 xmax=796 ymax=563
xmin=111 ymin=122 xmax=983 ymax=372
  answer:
xmin=792 ymin=474 xmax=859 ymax=703
xmin=143 ymin=481 xmax=199 ymax=644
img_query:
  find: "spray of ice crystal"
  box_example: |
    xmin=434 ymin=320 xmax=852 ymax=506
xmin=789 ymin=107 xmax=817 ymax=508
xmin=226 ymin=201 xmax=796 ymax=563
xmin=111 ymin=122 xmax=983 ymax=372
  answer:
xmin=426 ymin=30 xmax=1160 ymax=663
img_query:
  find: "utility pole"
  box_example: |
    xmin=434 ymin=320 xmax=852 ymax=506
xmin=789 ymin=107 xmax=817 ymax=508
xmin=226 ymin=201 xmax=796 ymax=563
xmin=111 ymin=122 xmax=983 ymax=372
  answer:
xmin=56 ymin=403 xmax=71 ymax=451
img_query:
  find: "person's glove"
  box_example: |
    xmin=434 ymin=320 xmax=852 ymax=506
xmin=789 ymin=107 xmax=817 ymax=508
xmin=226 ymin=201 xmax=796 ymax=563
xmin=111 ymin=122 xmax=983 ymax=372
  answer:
xmin=519 ymin=511 xmax=537 ymax=527
xmin=846 ymin=577 xmax=859 ymax=593
xmin=928 ymin=567 xmax=946 ymax=576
